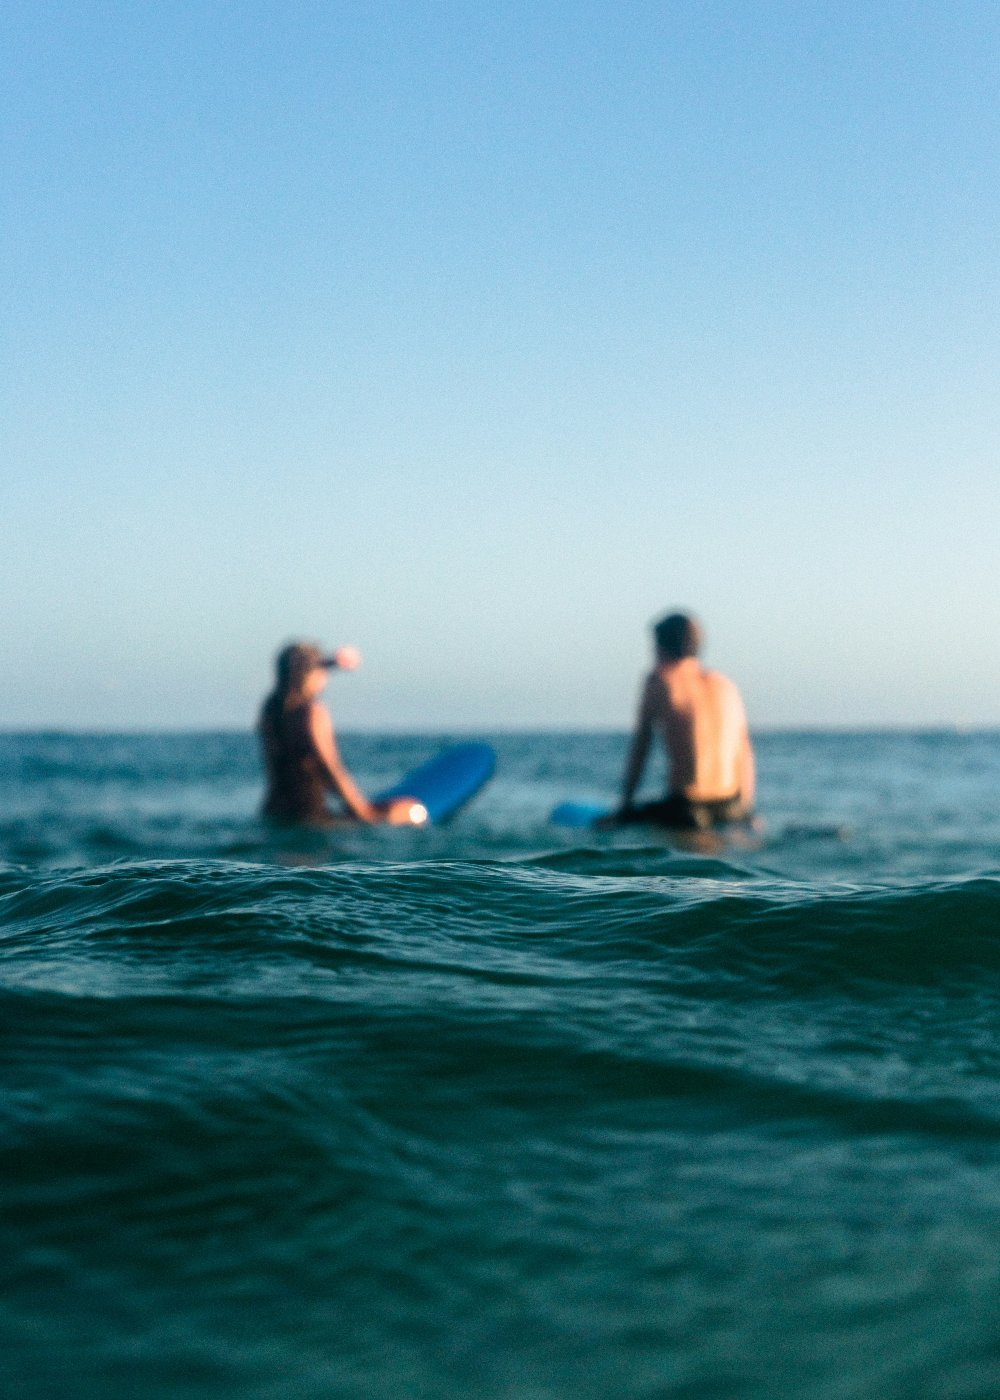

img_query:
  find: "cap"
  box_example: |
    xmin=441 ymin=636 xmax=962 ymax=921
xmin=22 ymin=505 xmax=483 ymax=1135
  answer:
xmin=275 ymin=641 xmax=339 ymax=684
xmin=289 ymin=641 xmax=336 ymax=664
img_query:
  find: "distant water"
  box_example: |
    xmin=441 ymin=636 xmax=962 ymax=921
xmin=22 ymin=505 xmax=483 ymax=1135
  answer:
xmin=2 ymin=730 xmax=1000 ymax=1399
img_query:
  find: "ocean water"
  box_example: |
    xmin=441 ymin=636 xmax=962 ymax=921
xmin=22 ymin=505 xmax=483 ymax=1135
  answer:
xmin=2 ymin=729 xmax=1000 ymax=1399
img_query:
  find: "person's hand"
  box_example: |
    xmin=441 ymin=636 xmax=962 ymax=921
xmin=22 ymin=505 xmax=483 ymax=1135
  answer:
xmin=333 ymin=645 xmax=362 ymax=671
xmin=377 ymin=796 xmax=428 ymax=826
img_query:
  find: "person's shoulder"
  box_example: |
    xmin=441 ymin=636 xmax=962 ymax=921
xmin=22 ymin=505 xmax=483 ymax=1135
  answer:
xmin=708 ymin=670 xmax=747 ymax=713
xmin=702 ymin=665 xmax=734 ymax=686
xmin=700 ymin=666 xmax=735 ymax=694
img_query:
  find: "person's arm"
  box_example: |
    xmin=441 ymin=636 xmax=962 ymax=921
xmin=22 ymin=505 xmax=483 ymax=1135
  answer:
xmin=730 ymin=684 xmax=755 ymax=808
xmin=619 ymin=675 xmax=656 ymax=810
xmin=735 ymin=726 xmax=755 ymax=808
xmin=305 ymin=702 xmax=379 ymax=823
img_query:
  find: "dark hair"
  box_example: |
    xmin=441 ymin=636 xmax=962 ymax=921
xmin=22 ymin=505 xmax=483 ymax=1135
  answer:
xmin=260 ymin=643 xmax=326 ymax=728
xmin=653 ymin=612 xmax=702 ymax=660
xmin=275 ymin=642 xmax=324 ymax=695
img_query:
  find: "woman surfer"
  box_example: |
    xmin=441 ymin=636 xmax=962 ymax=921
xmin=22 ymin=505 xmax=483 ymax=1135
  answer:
xmin=259 ymin=642 xmax=424 ymax=826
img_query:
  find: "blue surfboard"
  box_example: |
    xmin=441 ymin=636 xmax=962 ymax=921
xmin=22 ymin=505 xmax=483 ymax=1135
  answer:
xmin=375 ymin=743 xmax=496 ymax=824
xmin=550 ymin=800 xmax=612 ymax=828
xmin=552 ymin=799 xmax=762 ymax=836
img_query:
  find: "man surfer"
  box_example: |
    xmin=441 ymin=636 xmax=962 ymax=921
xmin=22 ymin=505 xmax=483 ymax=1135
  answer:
xmin=609 ymin=612 xmax=755 ymax=829
xmin=259 ymin=642 xmax=424 ymax=826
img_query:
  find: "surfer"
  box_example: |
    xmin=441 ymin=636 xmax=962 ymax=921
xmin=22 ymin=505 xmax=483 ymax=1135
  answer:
xmin=258 ymin=642 xmax=424 ymax=826
xmin=608 ymin=613 xmax=756 ymax=830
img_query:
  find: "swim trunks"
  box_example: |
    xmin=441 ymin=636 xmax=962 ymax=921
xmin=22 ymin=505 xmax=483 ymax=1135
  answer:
xmin=616 ymin=793 xmax=751 ymax=831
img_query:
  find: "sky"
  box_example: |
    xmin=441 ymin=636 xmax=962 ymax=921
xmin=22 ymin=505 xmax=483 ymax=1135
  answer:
xmin=2 ymin=0 xmax=998 ymax=730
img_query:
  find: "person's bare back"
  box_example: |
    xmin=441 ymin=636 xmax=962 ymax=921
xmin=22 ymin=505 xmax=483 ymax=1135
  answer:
xmin=648 ymin=659 xmax=751 ymax=801
xmin=615 ymin=613 xmax=755 ymax=828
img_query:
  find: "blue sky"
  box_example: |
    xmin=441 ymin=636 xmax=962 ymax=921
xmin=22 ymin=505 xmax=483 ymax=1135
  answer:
xmin=2 ymin=1 xmax=998 ymax=729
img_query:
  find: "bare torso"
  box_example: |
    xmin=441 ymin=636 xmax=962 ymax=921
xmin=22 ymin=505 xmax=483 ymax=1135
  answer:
xmin=646 ymin=660 xmax=751 ymax=800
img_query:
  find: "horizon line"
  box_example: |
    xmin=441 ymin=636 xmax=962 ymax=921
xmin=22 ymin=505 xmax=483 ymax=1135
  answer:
xmin=1 ymin=723 xmax=997 ymax=738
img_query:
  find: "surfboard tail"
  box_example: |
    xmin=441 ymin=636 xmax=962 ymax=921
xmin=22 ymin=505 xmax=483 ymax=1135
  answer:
xmin=550 ymin=801 xmax=611 ymax=829
xmin=375 ymin=743 xmax=496 ymax=824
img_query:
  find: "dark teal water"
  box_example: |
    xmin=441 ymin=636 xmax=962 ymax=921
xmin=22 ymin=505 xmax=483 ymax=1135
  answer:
xmin=2 ymin=731 xmax=1000 ymax=1398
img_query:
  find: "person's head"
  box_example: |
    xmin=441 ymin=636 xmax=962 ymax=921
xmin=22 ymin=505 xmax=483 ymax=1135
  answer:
xmin=653 ymin=612 xmax=702 ymax=662
xmin=273 ymin=641 xmax=333 ymax=704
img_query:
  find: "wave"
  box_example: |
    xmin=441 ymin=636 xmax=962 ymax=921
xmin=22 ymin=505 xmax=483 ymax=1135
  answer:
xmin=2 ymin=855 xmax=999 ymax=996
